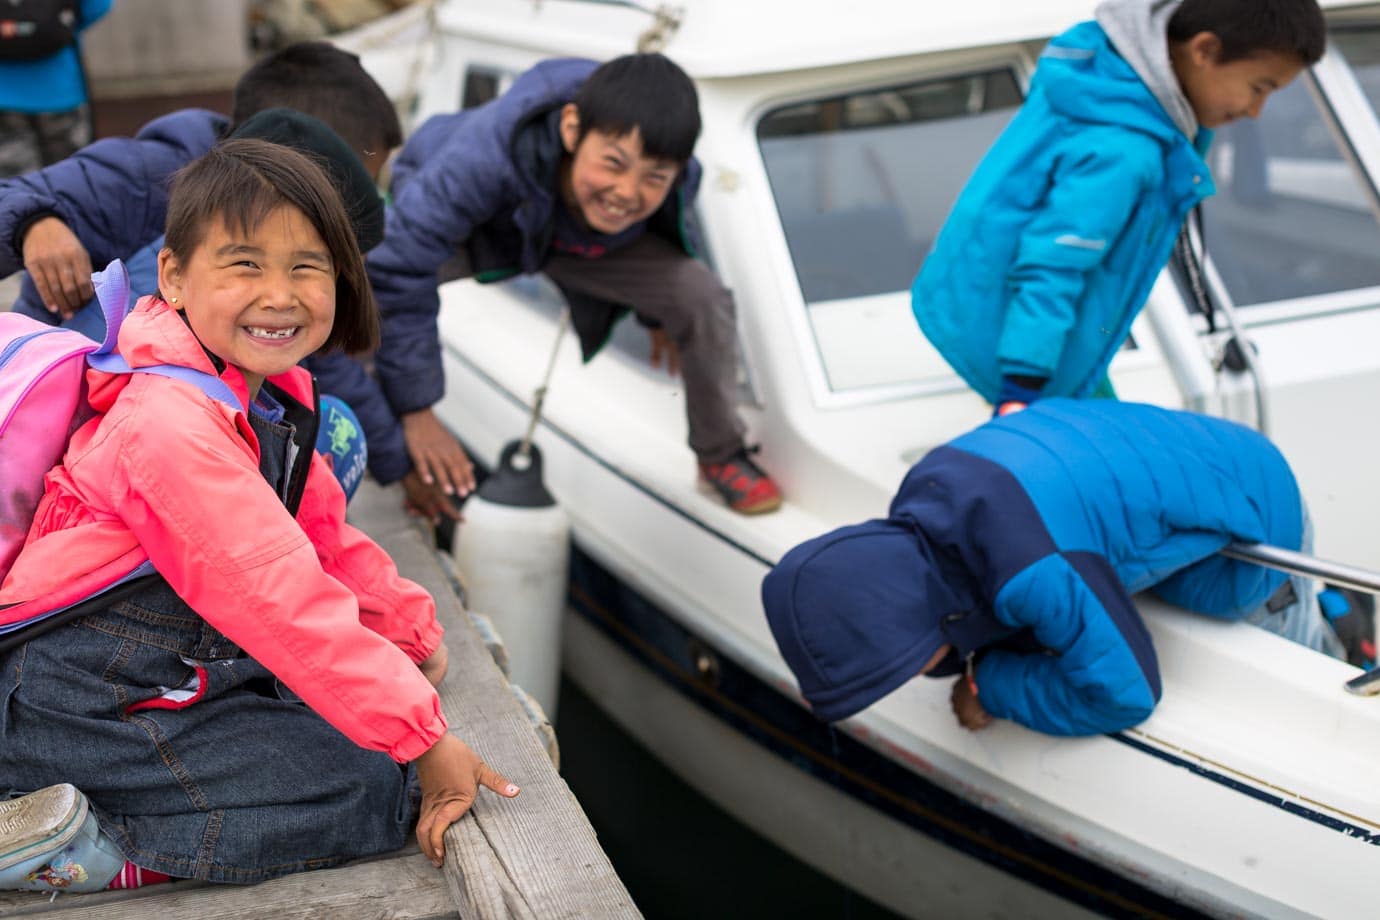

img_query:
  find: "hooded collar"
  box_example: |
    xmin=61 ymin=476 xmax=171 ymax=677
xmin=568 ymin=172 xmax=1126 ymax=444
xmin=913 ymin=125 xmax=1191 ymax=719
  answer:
xmin=1034 ymin=8 xmax=1202 ymax=150
xmin=1095 ymin=0 xmax=1198 ymax=139
xmin=762 ymin=519 xmax=965 ymax=723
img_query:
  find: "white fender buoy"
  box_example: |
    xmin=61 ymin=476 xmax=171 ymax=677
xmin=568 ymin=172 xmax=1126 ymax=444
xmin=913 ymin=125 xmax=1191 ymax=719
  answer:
xmin=454 ymin=440 xmax=570 ymax=718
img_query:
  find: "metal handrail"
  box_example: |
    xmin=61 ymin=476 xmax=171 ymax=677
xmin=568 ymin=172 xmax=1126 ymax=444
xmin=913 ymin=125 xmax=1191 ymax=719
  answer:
xmin=1221 ymin=542 xmax=1380 ymax=596
xmin=1221 ymin=542 xmax=1380 ymax=696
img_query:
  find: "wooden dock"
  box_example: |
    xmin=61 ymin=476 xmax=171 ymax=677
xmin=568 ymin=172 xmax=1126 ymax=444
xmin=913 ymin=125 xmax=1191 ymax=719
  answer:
xmin=0 ymin=480 xmax=640 ymax=919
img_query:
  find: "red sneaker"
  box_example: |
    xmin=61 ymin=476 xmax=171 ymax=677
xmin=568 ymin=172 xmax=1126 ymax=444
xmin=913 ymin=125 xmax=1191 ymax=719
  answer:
xmin=699 ymin=448 xmax=783 ymax=515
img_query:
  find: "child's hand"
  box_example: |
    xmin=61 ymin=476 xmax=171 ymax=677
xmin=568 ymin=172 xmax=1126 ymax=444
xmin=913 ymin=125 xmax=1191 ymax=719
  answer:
xmin=950 ymin=676 xmax=993 ymax=731
xmin=401 ymin=469 xmax=462 ymax=524
xmin=419 ymin=642 xmax=449 ymax=687
xmin=414 ymin=734 xmax=520 ymax=867
xmin=402 ymin=408 xmax=477 ymax=500
xmin=992 ymin=376 xmax=1046 ymax=419
xmin=647 ymin=328 xmax=681 ymax=377
xmin=22 ymin=217 xmax=94 ymax=318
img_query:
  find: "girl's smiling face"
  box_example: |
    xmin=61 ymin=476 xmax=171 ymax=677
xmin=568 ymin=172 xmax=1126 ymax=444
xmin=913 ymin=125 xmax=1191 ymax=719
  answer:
xmin=158 ymin=205 xmax=336 ymax=396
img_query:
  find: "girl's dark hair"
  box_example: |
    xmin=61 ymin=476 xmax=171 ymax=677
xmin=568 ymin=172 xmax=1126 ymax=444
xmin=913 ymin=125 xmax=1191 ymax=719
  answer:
xmin=1168 ymin=0 xmax=1326 ymax=66
xmin=164 ymin=138 xmax=378 ymax=355
xmin=572 ymin=53 xmax=700 ymax=163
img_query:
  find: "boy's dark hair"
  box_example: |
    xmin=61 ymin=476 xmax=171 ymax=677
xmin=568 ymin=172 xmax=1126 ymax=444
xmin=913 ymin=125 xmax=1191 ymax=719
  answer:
xmin=1168 ymin=0 xmax=1326 ymax=66
xmin=572 ymin=53 xmax=700 ymax=163
xmin=164 ymin=138 xmax=379 ymax=355
xmin=230 ymin=42 xmax=402 ymax=158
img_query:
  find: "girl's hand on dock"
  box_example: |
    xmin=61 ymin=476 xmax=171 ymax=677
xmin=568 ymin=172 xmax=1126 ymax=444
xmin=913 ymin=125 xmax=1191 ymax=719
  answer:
xmin=414 ymin=733 xmax=520 ymax=866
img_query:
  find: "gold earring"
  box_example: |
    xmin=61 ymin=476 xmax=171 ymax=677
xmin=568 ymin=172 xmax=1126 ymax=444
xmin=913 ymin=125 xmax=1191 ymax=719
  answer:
xmin=170 ymin=296 xmax=178 ymax=303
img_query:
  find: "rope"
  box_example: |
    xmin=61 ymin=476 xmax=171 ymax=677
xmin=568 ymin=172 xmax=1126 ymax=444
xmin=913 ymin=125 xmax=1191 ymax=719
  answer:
xmin=515 ymin=308 xmax=572 ymax=468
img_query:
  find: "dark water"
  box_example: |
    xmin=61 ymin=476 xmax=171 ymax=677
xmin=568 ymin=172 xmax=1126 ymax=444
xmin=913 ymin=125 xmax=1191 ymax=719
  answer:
xmin=556 ymin=676 xmax=906 ymax=920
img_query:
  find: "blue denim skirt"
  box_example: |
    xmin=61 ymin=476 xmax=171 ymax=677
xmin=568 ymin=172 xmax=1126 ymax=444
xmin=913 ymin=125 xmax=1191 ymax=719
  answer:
xmin=0 ymin=579 xmax=417 ymax=883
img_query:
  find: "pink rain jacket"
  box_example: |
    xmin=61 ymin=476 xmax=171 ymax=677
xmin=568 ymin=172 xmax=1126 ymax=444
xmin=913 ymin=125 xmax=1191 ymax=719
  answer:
xmin=0 ymin=297 xmax=447 ymax=763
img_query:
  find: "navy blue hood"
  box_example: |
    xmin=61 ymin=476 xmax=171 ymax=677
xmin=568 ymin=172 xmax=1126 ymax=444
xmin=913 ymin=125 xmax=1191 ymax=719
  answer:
xmin=762 ymin=519 xmax=960 ymax=723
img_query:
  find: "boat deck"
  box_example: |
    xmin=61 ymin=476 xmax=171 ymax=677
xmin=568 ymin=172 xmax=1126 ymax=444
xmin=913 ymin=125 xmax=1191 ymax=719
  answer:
xmin=0 ymin=480 xmax=639 ymax=919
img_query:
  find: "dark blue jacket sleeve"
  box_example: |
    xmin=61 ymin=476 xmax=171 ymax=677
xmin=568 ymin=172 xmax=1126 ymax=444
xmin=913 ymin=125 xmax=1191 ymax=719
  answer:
xmin=0 ymin=109 xmax=223 ymax=276
xmin=979 ymin=553 xmax=1160 ymax=736
xmin=303 ymin=351 xmax=411 ymax=485
xmin=366 ymin=114 xmax=522 ymax=416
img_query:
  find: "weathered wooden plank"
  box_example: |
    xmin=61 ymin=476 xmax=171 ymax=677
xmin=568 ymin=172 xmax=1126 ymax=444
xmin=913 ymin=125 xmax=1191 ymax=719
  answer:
xmin=377 ymin=527 xmax=640 ymax=919
xmin=0 ymin=852 xmax=454 ymax=919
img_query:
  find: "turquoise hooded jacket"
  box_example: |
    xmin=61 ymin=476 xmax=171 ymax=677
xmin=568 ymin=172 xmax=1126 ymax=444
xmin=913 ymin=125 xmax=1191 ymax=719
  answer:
xmin=911 ymin=20 xmax=1214 ymax=401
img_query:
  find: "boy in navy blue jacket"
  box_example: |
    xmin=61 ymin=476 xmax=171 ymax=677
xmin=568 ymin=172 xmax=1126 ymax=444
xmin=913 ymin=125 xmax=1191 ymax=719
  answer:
xmin=911 ymin=0 xmax=1324 ymax=416
xmin=762 ymin=400 xmax=1342 ymax=737
xmin=366 ymin=53 xmax=783 ymax=516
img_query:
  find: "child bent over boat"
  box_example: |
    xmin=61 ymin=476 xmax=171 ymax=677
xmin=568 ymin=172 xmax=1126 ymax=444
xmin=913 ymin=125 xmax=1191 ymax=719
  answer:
xmin=0 ymin=140 xmax=517 ymax=893
xmin=763 ymin=400 xmax=1343 ymax=736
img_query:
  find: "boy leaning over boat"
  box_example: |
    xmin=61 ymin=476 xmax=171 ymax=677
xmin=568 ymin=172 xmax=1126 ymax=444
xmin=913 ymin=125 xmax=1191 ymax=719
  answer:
xmin=763 ymin=400 xmax=1346 ymax=737
xmin=910 ymin=0 xmax=1325 ymax=416
xmin=365 ymin=53 xmax=784 ymax=518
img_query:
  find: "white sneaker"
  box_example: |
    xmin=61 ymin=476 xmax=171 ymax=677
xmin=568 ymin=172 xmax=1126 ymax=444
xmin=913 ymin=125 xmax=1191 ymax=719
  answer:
xmin=0 ymin=785 xmax=123 ymax=893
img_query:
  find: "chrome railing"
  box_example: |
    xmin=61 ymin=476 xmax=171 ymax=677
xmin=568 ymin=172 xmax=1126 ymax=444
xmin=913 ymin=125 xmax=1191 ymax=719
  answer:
xmin=1223 ymin=543 xmax=1380 ymax=696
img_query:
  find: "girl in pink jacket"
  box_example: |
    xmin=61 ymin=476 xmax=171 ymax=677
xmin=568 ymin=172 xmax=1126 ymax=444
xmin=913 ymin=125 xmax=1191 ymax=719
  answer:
xmin=0 ymin=139 xmax=517 ymax=893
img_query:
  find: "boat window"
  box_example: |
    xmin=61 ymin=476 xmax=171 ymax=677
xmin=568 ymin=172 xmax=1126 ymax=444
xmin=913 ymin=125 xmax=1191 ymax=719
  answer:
xmin=756 ymin=68 xmax=1022 ymax=391
xmin=1333 ymin=28 xmax=1380 ymax=113
xmin=759 ymin=70 xmax=1021 ymax=305
xmin=1200 ymin=72 xmax=1380 ymax=307
xmin=461 ymin=67 xmax=512 ymax=110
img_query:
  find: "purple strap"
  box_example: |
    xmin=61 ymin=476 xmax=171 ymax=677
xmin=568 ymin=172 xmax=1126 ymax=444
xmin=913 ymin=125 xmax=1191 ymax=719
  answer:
xmin=91 ymin=258 xmax=132 ymax=356
xmin=86 ymin=259 xmax=241 ymax=410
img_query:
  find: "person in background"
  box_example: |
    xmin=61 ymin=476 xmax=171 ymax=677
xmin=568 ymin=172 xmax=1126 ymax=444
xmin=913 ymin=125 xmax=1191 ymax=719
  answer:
xmin=0 ymin=0 xmax=112 ymax=178
xmin=763 ymin=399 xmax=1345 ymax=737
xmin=910 ymin=0 xmax=1324 ymax=416
xmin=365 ymin=52 xmax=784 ymax=517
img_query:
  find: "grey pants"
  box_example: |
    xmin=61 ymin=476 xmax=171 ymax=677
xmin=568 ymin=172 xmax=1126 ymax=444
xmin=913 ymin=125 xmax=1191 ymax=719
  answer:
xmin=0 ymin=106 xmax=91 ymax=178
xmin=543 ymin=233 xmax=746 ymax=464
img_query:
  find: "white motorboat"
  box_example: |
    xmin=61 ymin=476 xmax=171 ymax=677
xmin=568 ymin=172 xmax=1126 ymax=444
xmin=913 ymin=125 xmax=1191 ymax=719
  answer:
xmin=350 ymin=2 xmax=1380 ymax=915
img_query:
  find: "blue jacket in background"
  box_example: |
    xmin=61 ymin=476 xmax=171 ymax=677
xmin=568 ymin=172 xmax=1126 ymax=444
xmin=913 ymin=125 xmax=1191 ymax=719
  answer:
xmin=0 ymin=107 xmax=410 ymax=484
xmin=367 ymin=56 xmax=702 ymax=426
xmin=762 ymin=400 xmax=1302 ymax=736
xmin=910 ymin=21 xmax=1214 ymax=401
xmin=0 ymin=0 xmax=111 ymax=114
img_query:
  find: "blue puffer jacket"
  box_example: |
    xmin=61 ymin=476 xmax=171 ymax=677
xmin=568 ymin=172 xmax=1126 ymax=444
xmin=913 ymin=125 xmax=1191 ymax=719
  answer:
xmin=0 ymin=109 xmax=411 ymax=484
xmin=910 ymin=21 xmax=1214 ymax=401
xmin=762 ymin=400 xmax=1302 ymax=736
xmin=367 ymin=57 xmax=702 ymax=421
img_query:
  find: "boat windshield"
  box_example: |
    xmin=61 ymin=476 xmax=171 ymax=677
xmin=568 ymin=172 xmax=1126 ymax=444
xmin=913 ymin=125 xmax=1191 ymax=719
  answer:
xmin=757 ymin=68 xmax=1022 ymax=392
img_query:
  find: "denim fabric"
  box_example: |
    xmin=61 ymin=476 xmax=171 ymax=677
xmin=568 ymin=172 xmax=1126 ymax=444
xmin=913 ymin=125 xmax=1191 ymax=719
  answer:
xmin=248 ymin=401 xmax=294 ymax=505
xmin=0 ymin=578 xmax=417 ymax=883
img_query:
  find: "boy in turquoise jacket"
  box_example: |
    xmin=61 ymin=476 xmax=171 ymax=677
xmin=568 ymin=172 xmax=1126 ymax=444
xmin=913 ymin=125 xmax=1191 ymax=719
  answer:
xmin=911 ymin=0 xmax=1324 ymax=415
